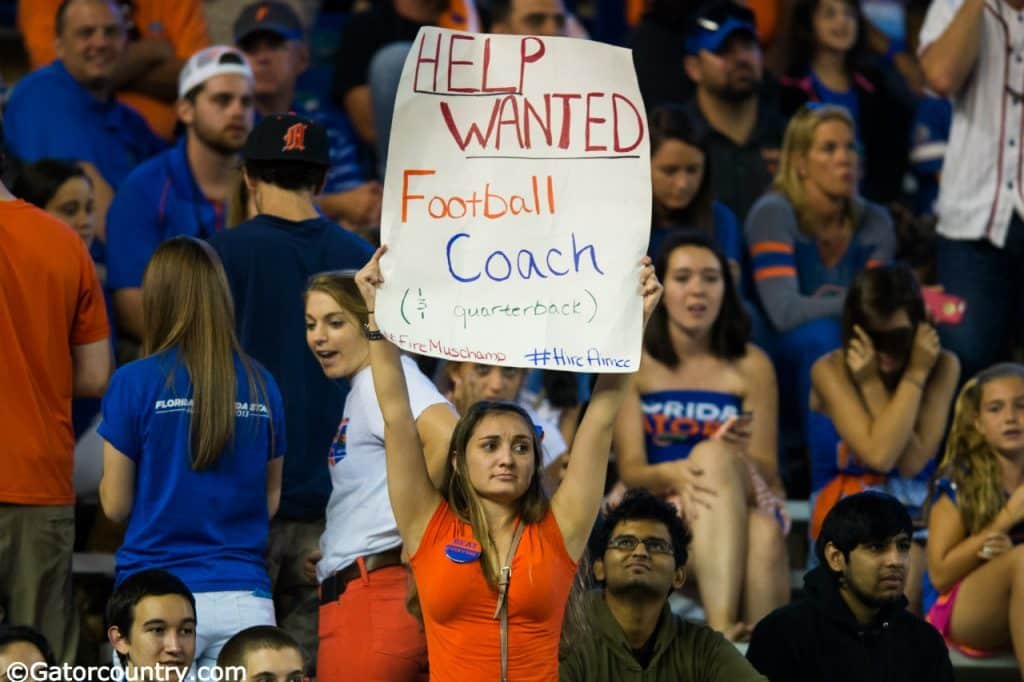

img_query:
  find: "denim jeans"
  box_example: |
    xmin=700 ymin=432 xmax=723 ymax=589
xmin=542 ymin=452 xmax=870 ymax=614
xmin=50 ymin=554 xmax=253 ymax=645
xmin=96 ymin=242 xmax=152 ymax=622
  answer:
xmin=936 ymin=215 xmax=1024 ymax=383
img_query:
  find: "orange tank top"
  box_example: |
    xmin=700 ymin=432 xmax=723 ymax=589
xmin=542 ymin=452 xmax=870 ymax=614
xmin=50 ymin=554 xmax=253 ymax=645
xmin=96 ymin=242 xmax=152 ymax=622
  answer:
xmin=410 ymin=500 xmax=577 ymax=681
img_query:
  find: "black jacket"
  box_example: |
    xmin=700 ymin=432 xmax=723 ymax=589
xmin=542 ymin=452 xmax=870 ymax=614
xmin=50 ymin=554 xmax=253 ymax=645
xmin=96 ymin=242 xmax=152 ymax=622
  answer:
xmin=746 ymin=566 xmax=955 ymax=682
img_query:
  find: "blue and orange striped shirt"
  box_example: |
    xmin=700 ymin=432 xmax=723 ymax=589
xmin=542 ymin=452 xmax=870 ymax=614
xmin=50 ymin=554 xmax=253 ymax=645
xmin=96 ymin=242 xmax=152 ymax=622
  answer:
xmin=744 ymin=192 xmax=895 ymax=333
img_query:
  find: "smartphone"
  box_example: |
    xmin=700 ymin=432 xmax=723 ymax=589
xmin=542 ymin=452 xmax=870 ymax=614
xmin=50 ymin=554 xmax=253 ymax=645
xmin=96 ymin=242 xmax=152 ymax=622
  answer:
xmin=922 ymin=288 xmax=966 ymax=325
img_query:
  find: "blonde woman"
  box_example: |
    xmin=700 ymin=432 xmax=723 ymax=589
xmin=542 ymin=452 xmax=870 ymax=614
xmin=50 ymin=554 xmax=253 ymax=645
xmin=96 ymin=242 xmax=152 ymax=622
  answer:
xmin=744 ymin=104 xmax=895 ymax=434
xmin=924 ymin=363 xmax=1024 ymax=668
xmin=354 ymin=246 xmax=661 ymax=680
xmin=303 ymin=271 xmax=457 ymax=682
xmin=99 ymin=236 xmax=285 ymax=670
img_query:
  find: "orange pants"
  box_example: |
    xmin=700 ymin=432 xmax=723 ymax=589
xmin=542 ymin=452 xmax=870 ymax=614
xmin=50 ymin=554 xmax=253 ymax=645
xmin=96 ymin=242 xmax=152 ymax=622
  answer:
xmin=317 ymin=563 xmax=428 ymax=682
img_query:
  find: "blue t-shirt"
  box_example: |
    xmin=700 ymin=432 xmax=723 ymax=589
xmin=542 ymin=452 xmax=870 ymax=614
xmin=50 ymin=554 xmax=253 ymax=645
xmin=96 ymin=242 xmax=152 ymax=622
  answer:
xmin=98 ymin=349 xmax=286 ymax=593
xmin=255 ymin=100 xmax=365 ymax=195
xmin=106 ymin=138 xmax=226 ymax=290
xmin=648 ymin=201 xmax=743 ymax=265
xmin=5 ymin=61 xmax=165 ymax=188
xmin=210 ymin=215 xmax=375 ymax=520
xmin=641 ymin=389 xmax=742 ymax=463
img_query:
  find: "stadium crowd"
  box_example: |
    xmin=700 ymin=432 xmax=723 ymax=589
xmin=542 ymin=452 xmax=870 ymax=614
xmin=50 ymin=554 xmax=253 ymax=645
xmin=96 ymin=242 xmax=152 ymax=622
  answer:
xmin=3 ymin=0 xmax=1024 ymax=680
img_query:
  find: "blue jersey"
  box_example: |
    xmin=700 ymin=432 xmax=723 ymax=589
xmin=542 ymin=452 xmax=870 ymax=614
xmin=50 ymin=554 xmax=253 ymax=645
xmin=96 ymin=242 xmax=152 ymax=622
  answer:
xmin=5 ymin=61 xmax=165 ymax=188
xmin=106 ymin=138 xmax=226 ymax=290
xmin=99 ymin=349 xmax=285 ymax=593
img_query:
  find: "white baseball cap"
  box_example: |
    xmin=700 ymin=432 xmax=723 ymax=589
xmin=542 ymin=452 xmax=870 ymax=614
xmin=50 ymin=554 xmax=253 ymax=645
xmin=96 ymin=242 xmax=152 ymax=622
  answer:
xmin=178 ymin=46 xmax=253 ymax=99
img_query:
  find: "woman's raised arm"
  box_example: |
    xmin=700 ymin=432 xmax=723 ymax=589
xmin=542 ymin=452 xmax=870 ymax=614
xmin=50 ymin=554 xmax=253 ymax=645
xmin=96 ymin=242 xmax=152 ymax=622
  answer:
xmin=552 ymin=258 xmax=662 ymax=560
xmin=356 ymin=247 xmax=442 ymax=555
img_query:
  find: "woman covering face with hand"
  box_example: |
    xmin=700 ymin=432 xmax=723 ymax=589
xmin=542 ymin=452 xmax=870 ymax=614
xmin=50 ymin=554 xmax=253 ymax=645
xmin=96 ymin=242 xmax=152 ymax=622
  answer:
xmin=353 ymin=245 xmax=662 ymax=681
xmin=809 ymin=264 xmax=959 ymax=611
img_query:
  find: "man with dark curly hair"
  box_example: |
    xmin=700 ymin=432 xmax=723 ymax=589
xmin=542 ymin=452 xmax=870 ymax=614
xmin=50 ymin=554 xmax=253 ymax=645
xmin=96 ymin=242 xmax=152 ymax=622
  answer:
xmin=560 ymin=489 xmax=766 ymax=681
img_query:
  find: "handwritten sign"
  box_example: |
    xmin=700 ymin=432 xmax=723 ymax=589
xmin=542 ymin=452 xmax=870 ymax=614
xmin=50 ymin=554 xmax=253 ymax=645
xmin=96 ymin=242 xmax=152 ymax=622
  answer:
xmin=377 ymin=27 xmax=650 ymax=372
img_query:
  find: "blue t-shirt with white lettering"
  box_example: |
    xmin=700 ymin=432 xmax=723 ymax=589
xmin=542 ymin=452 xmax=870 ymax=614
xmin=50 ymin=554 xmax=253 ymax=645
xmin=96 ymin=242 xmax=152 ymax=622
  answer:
xmin=99 ymin=349 xmax=286 ymax=593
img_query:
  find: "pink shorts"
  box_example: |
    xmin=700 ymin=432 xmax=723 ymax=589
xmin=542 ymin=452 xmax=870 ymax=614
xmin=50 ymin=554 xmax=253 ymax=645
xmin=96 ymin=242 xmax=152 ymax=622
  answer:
xmin=925 ymin=581 xmax=1008 ymax=658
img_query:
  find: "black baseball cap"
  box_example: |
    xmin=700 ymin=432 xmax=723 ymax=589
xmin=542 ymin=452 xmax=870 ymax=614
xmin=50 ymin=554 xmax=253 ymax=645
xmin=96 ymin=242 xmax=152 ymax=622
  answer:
xmin=234 ymin=1 xmax=303 ymax=44
xmin=243 ymin=113 xmax=329 ymax=166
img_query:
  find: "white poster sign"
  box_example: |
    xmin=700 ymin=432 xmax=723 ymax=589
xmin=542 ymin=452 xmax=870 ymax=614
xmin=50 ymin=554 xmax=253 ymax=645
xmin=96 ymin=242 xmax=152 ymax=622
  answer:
xmin=377 ymin=27 xmax=651 ymax=372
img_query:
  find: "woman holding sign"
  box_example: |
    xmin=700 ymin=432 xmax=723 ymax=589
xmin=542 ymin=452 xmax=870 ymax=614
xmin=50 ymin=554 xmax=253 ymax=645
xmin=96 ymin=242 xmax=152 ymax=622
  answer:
xmin=613 ymin=230 xmax=790 ymax=640
xmin=303 ymin=271 xmax=458 ymax=682
xmin=353 ymin=246 xmax=661 ymax=681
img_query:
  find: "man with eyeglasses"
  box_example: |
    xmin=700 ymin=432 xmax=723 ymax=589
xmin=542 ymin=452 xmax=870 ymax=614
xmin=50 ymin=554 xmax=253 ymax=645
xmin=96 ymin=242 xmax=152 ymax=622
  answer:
xmin=682 ymin=0 xmax=784 ymax=222
xmin=560 ymin=489 xmax=766 ymax=681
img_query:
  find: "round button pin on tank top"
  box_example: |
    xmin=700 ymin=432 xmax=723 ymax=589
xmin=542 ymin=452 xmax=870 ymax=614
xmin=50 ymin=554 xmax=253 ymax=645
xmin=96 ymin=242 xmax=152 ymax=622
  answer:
xmin=445 ymin=537 xmax=482 ymax=563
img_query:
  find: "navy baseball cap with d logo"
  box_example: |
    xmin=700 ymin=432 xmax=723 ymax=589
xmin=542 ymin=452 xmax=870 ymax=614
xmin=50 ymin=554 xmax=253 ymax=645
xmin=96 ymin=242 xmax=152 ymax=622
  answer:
xmin=243 ymin=113 xmax=329 ymax=166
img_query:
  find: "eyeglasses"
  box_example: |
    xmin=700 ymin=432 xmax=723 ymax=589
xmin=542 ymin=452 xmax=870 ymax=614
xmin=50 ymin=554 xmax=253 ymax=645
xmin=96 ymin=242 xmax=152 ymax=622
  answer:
xmin=607 ymin=535 xmax=674 ymax=555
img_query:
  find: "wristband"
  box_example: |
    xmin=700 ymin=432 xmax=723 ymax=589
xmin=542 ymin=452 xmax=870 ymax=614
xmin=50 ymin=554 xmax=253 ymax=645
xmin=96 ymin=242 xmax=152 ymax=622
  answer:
xmin=363 ymin=323 xmax=384 ymax=341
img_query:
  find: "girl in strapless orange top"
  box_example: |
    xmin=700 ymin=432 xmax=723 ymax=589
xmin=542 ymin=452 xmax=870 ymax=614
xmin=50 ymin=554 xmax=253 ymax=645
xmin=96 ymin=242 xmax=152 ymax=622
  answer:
xmin=351 ymin=246 xmax=662 ymax=680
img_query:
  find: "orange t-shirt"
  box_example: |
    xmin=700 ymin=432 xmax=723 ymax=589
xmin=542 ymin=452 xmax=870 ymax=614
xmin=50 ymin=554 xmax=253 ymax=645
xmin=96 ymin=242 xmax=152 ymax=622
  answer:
xmin=410 ymin=500 xmax=577 ymax=682
xmin=0 ymin=200 xmax=110 ymax=505
xmin=19 ymin=0 xmax=211 ymax=140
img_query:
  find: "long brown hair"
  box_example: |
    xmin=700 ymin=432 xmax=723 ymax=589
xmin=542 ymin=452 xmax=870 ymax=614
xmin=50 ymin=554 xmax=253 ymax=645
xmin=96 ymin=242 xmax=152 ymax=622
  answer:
xmin=931 ymin=363 xmax=1024 ymax=534
xmin=445 ymin=401 xmax=549 ymax=586
xmin=141 ymin=236 xmax=268 ymax=470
